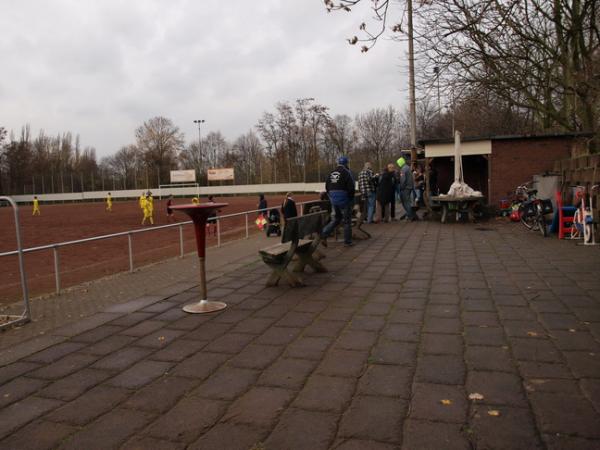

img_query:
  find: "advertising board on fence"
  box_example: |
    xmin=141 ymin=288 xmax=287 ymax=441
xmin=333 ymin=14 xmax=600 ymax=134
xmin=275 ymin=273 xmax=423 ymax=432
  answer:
xmin=207 ymin=168 xmax=235 ymax=181
xmin=170 ymin=170 xmax=196 ymax=183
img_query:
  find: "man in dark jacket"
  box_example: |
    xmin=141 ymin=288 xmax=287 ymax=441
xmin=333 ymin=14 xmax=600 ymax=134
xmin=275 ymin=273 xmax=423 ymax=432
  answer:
xmin=322 ymin=156 xmax=355 ymax=246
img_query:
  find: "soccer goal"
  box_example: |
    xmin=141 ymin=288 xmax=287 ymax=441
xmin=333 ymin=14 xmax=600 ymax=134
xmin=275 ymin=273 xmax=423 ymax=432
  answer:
xmin=158 ymin=183 xmax=200 ymax=199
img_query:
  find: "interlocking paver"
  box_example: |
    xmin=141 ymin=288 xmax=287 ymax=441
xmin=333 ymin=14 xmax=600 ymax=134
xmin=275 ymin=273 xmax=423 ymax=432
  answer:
xmin=402 ymin=419 xmax=470 ymax=450
xmin=60 ymin=408 xmax=155 ymax=449
xmin=266 ymin=408 xmax=338 ymax=449
xmin=469 ymin=405 xmax=542 ymax=450
xmin=338 ymin=395 xmax=406 ymax=443
xmin=0 ymin=420 xmax=76 ymax=450
xmin=44 ymin=385 xmax=130 ymax=426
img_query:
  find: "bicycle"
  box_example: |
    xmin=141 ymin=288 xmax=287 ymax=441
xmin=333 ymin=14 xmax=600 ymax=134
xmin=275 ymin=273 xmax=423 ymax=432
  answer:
xmin=517 ymin=186 xmax=553 ymax=237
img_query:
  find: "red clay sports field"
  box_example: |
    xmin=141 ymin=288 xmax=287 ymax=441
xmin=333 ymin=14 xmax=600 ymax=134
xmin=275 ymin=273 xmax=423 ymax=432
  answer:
xmin=0 ymin=194 xmax=316 ymax=305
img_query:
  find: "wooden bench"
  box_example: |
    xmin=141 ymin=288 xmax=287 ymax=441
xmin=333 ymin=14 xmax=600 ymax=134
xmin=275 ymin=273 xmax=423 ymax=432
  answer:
xmin=259 ymin=211 xmax=328 ymax=287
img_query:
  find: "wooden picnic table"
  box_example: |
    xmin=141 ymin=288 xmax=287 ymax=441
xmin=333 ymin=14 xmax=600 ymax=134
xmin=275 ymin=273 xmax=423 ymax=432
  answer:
xmin=430 ymin=195 xmax=484 ymax=223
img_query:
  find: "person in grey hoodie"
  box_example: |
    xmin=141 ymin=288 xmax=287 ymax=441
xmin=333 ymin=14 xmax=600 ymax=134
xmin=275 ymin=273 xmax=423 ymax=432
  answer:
xmin=397 ymin=157 xmax=416 ymax=221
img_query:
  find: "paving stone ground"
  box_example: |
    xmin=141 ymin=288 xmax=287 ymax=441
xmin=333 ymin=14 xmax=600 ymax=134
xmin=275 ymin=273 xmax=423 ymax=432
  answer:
xmin=1 ymin=219 xmax=600 ymax=450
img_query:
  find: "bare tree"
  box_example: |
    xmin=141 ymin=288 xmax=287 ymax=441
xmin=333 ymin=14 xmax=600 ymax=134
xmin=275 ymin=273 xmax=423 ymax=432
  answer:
xmin=233 ymin=131 xmax=263 ymax=184
xmin=323 ymin=114 xmax=353 ymax=165
xmin=135 ymin=116 xmax=185 ymax=185
xmin=355 ymin=106 xmax=399 ymax=169
xmin=414 ymin=0 xmax=600 ymax=138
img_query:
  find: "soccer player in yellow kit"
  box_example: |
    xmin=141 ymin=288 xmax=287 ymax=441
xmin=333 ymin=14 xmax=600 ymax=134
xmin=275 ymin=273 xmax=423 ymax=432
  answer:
xmin=139 ymin=192 xmax=147 ymax=224
xmin=142 ymin=192 xmax=154 ymax=225
xmin=106 ymin=192 xmax=113 ymax=212
xmin=32 ymin=196 xmax=41 ymax=216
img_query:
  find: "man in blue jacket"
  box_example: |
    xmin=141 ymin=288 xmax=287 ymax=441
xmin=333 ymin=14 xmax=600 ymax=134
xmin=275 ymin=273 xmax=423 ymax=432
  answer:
xmin=322 ymin=156 xmax=355 ymax=246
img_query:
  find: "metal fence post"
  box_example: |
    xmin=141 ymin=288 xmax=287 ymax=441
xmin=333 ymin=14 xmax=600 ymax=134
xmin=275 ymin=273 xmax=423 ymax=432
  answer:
xmin=179 ymin=225 xmax=184 ymax=257
xmin=127 ymin=233 xmax=134 ymax=272
xmin=245 ymin=213 xmax=249 ymax=239
xmin=53 ymin=246 xmax=61 ymax=294
xmin=217 ymin=219 xmax=221 ymax=247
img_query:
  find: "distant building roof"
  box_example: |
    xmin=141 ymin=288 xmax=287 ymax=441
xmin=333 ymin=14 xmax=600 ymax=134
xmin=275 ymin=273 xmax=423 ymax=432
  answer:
xmin=419 ymin=131 xmax=594 ymax=147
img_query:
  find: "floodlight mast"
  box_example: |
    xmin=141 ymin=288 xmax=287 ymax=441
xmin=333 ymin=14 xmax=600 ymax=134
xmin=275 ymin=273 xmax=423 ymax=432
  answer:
xmin=193 ymin=119 xmax=205 ymax=183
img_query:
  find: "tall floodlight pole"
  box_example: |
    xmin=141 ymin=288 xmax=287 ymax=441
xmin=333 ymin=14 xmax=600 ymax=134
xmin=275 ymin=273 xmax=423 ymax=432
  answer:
xmin=194 ymin=119 xmax=205 ymax=183
xmin=408 ymin=0 xmax=417 ymax=165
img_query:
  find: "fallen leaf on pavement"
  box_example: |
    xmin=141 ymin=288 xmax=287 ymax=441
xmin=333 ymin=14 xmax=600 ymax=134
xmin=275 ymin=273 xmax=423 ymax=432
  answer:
xmin=469 ymin=393 xmax=484 ymax=401
xmin=440 ymin=399 xmax=452 ymax=405
xmin=487 ymin=410 xmax=501 ymax=416
xmin=527 ymin=331 xmax=538 ymax=337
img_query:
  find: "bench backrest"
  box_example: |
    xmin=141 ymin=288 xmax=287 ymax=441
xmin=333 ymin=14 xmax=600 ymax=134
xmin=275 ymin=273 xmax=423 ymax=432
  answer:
xmin=282 ymin=210 xmax=327 ymax=244
xmin=302 ymin=200 xmax=331 ymax=215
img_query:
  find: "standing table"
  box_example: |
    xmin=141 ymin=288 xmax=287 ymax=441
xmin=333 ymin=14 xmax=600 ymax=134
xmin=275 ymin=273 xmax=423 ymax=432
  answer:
xmin=171 ymin=202 xmax=228 ymax=314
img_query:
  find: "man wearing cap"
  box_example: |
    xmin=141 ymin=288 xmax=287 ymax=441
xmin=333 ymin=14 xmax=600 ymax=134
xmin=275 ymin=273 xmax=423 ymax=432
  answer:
xmin=397 ymin=157 xmax=416 ymax=221
xmin=322 ymin=156 xmax=355 ymax=246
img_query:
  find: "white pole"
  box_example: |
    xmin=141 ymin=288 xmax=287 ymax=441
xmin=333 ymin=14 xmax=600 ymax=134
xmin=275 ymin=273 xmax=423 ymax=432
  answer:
xmin=454 ymin=130 xmax=462 ymax=183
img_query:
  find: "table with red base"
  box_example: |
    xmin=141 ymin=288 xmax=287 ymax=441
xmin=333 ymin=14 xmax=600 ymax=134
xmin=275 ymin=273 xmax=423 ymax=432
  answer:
xmin=171 ymin=202 xmax=228 ymax=314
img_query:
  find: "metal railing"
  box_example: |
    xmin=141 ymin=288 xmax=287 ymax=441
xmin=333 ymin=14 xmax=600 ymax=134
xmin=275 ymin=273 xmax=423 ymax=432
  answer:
xmin=0 ymin=200 xmax=314 ymax=296
xmin=0 ymin=197 xmax=31 ymax=329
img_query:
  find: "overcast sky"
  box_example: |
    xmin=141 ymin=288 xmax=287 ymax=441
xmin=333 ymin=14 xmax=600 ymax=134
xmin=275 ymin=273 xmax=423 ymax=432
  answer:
xmin=1 ymin=0 xmax=408 ymax=158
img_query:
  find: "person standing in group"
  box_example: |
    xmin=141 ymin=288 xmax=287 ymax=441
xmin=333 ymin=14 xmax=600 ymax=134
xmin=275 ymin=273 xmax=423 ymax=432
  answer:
xmin=281 ymin=192 xmax=298 ymax=221
xmin=106 ymin=192 xmax=113 ymax=212
xmin=32 ymin=196 xmax=41 ymax=216
xmin=206 ymin=195 xmax=218 ymax=236
xmin=142 ymin=191 xmax=154 ymax=225
xmin=413 ymin=165 xmax=425 ymax=207
xmin=321 ymin=156 xmax=355 ymax=246
xmin=358 ymin=162 xmax=377 ymax=224
xmin=166 ymin=195 xmax=175 ymax=223
xmin=377 ymin=164 xmax=397 ymax=223
xmin=397 ymin=157 xmax=416 ymax=221
xmin=258 ymin=194 xmax=268 ymax=214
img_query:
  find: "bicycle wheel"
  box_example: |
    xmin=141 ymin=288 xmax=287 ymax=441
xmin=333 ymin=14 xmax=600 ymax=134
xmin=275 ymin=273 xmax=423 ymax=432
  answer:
xmin=538 ymin=215 xmax=547 ymax=237
xmin=521 ymin=214 xmax=537 ymax=230
xmin=519 ymin=207 xmax=535 ymax=230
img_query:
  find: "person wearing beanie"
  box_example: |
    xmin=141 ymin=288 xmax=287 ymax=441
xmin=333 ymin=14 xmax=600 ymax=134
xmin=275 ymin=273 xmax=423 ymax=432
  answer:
xmin=321 ymin=155 xmax=355 ymax=246
xmin=397 ymin=157 xmax=416 ymax=221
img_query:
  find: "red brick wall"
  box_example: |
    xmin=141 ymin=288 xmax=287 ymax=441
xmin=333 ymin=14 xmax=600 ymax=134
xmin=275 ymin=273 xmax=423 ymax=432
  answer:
xmin=490 ymin=138 xmax=572 ymax=206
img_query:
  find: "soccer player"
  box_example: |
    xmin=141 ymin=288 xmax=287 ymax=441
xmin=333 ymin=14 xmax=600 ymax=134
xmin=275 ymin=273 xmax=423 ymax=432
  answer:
xmin=142 ymin=192 xmax=154 ymax=225
xmin=166 ymin=195 xmax=175 ymax=222
xmin=191 ymin=196 xmax=200 ymax=205
xmin=32 ymin=196 xmax=41 ymax=216
xmin=106 ymin=192 xmax=113 ymax=212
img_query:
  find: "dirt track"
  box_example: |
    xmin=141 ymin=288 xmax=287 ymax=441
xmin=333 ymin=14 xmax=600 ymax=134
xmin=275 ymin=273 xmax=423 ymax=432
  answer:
xmin=0 ymin=194 xmax=316 ymax=305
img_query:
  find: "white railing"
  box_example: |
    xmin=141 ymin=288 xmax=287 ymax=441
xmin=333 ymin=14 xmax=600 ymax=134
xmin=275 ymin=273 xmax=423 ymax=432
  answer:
xmin=0 ymin=197 xmax=31 ymax=329
xmin=0 ymin=201 xmax=315 ymax=296
xmin=9 ymin=182 xmax=325 ymax=203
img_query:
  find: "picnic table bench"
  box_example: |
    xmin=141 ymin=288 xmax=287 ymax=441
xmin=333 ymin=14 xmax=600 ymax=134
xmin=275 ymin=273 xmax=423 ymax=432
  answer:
xmin=430 ymin=195 xmax=484 ymax=223
xmin=259 ymin=210 xmax=328 ymax=287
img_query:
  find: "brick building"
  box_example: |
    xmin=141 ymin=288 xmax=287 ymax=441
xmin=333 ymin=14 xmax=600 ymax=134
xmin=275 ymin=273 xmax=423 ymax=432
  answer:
xmin=419 ymin=133 xmax=592 ymax=207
